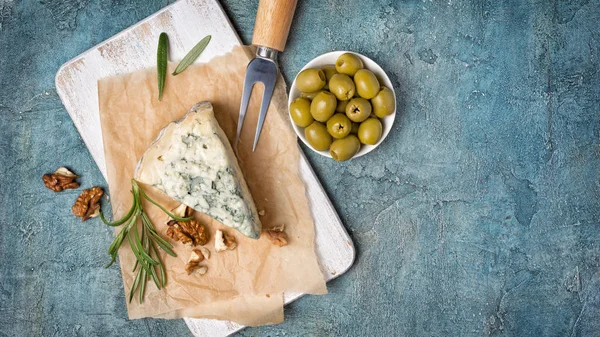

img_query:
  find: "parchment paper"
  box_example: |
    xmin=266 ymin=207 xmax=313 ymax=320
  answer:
xmin=98 ymin=46 xmax=327 ymax=325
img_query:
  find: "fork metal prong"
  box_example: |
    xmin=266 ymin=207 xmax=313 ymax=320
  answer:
xmin=252 ymin=79 xmax=276 ymax=151
xmin=235 ymin=71 xmax=256 ymax=148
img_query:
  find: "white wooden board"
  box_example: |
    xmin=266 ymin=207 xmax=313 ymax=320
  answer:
xmin=55 ymin=0 xmax=355 ymax=336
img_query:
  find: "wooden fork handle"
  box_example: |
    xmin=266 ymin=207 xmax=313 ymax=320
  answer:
xmin=252 ymin=0 xmax=298 ymax=52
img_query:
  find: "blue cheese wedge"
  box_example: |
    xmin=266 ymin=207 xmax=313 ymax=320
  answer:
xmin=134 ymin=102 xmax=262 ymax=239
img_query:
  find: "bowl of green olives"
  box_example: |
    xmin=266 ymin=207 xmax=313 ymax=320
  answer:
xmin=288 ymin=51 xmax=396 ymax=161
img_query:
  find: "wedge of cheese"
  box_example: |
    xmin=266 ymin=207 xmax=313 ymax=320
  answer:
xmin=134 ymin=102 xmax=262 ymax=239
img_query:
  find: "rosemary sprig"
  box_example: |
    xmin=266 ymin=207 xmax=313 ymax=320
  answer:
xmin=157 ymin=32 xmax=169 ymax=101
xmin=172 ymin=35 xmax=212 ymax=75
xmin=100 ymin=179 xmax=192 ymax=303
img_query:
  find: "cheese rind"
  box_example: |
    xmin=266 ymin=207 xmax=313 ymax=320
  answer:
xmin=134 ymin=102 xmax=262 ymax=239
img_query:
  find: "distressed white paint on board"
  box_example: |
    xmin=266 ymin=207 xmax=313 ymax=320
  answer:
xmin=55 ymin=1 xmax=355 ymax=336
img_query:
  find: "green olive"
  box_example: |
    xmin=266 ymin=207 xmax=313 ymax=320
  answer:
xmin=328 ymin=74 xmax=356 ymax=101
xmin=345 ymin=97 xmax=372 ymax=123
xmin=358 ymin=118 xmax=383 ymax=145
xmin=351 ymin=122 xmax=359 ymax=134
xmin=296 ymin=68 xmax=326 ymax=93
xmin=301 ymin=91 xmax=323 ymax=101
xmin=371 ymin=87 xmax=396 ymax=118
xmin=321 ymin=65 xmax=338 ymax=80
xmin=321 ymin=65 xmax=338 ymax=90
xmin=305 ymin=121 xmax=332 ymax=151
xmin=354 ymin=69 xmax=380 ymax=99
xmin=336 ymin=100 xmax=348 ymax=113
xmin=326 ymin=113 xmax=352 ymax=139
xmin=335 ymin=53 xmax=364 ymax=76
xmin=310 ymin=91 xmax=337 ymax=122
xmin=330 ymin=135 xmax=361 ymax=162
xmin=289 ymin=97 xmax=313 ymax=127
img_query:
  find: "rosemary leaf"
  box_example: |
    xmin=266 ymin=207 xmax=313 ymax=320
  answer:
xmin=142 ymin=213 xmax=175 ymax=250
xmin=107 ymin=233 xmax=122 ymax=256
xmin=132 ymin=223 xmax=158 ymax=265
xmin=127 ymin=231 xmax=153 ymax=274
xmin=141 ymin=213 xmax=165 ymax=238
xmin=159 ymin=264 xmax=166 ymax=287
xmin=129 ymin=269 xmax=142 ymax=303
xmin=149 ymin=241 xmax=167 ymax=287
xmin=143 ymin=222 xmax=176 ymax=255
xmin=143 ymin=228 xmax=160 ymax=289
xmin=148 ymin=263 xmax=161 ymax=289
xmin=100 ymin=200 xmax=135 ymax=226
xmin=157 ymin=32 xmax=169 ymax=101
xmin=151 ymin=233 xmax=177 ymax=257
xmin=172 ymin=35 xmax=211 ymax=75
xmin=128 ymin=227 xmax=157 ymax=281
xmin=108 ymin=218 xmax=133 ymax=254
xmin=139 ymin=268 xmax=147 ymax=303
xmin=104 ymin=253 xmax=117 ymax=269
xmin=127 ymin=231 xmax=142 ymax=260
xmin=143 ymin=228 xmax=149 ymax=253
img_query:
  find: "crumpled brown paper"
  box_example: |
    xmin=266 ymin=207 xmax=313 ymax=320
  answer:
xmin=97 ymin=46 xmax=327 ymax=325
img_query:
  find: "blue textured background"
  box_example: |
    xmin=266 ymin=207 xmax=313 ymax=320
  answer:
xmin=1 ymin=0 xmax=599 ymax=336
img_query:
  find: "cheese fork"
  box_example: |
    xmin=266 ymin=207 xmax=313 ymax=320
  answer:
xmin=235 ymin=0 xmax=298 ymax=151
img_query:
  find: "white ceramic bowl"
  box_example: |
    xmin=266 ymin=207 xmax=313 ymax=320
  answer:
xmin=288 ymin=51 xmax=396 ymax=159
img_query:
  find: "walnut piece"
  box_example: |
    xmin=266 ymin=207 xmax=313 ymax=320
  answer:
xmin=184 ymin=249 xmax=208 ymax=275
xmin=171 ymin=203 xmax=194 ymax=218
xmin=262 ymin=224 xmax=288 ymax=247
xmin=43 ymin=167 xmax=79 ymax=192
xmin=72 ymin=187 xmax=104 ymax=221
xmin=215 ymin=229 xmax=237 ymax=252
xmin=197 ymin=246 xmax=210 ymax=260
xmin=166 ymin=219 xmax=208 ymax=246
xmin=188 ymin=249 xmax=205 ymax=263
xmin=185 ymin=262 xmax=198 ymax=274
xmin=185 ymin=262 xmax=207 ymax=275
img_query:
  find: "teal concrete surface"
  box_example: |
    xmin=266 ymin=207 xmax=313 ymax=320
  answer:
xmin=1 ymin=0 xmax=600 ymax=336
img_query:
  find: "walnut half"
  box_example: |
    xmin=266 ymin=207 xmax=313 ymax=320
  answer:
xmin=43 ymin=167 xmax=79 ymax=192
xmin=166 ymin=219 xmax=208 ymax=246
xmin=72 ymin=187 xmax=104 ymax=221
